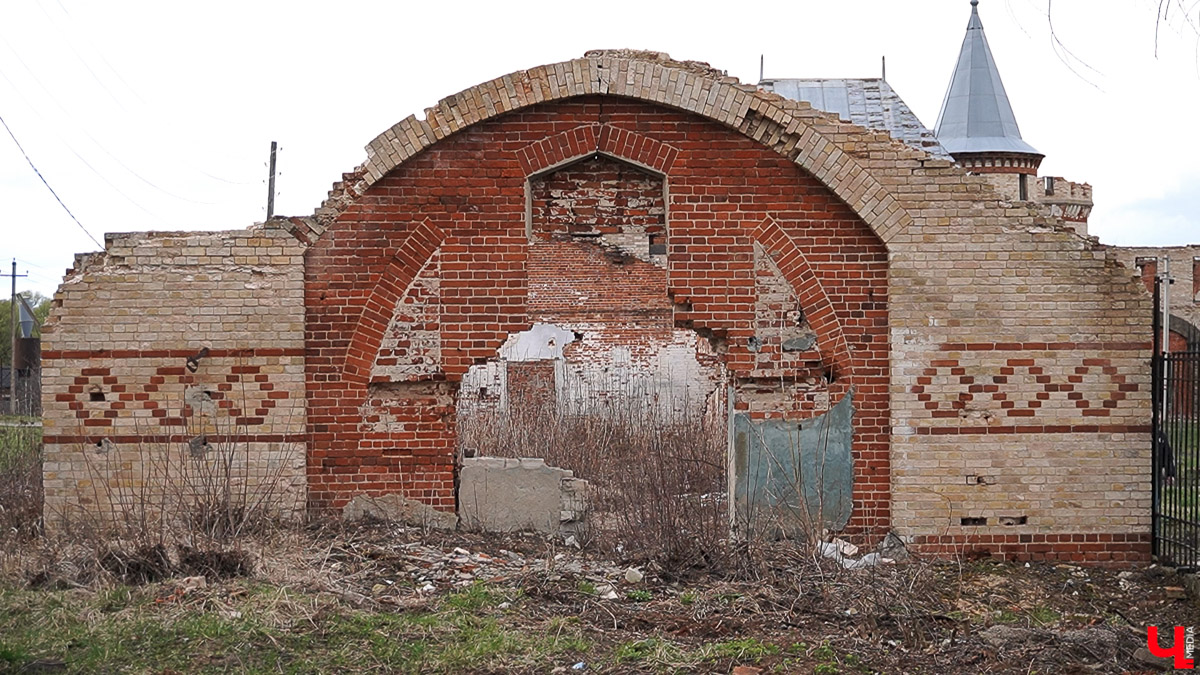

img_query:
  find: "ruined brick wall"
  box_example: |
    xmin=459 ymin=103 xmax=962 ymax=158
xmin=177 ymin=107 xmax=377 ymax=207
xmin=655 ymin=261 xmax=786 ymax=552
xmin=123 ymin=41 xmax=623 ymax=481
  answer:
xmin=41 ymin=225 xmax=307 ymax=524
xmin=295 ymin=52 xmax=1151 ymax=561
xmin=305 ymin=97 xmax=891 ymax=537
xmin=43 ymin=52 xmax=1155 ymax=563
xmin=980 ymin=173 xmax=1093 ymax=235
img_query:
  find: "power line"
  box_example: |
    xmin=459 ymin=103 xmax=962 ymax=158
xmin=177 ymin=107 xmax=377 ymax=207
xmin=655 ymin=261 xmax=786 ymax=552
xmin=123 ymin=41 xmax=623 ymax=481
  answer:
xmin=0 ymin=31 xmax=246 ymax=200
xmin=0 ymin=111 xmax=103 ymax=249
xmin=0 ymin=68 xmax=166 ymax=220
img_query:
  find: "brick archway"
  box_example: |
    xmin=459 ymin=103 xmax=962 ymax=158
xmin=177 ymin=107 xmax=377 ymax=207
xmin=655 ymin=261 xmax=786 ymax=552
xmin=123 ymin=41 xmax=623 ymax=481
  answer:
xmin=307 ymin=52 xmax=911 ymax=249
xmin=306 ymin=80 xmax=892 ymax=532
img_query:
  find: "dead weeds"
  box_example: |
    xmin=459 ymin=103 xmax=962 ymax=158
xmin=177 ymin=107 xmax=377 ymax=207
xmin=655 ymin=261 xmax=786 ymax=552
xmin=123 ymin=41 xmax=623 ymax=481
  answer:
xmin=1 ymin=523 xmax=1196 ymax=674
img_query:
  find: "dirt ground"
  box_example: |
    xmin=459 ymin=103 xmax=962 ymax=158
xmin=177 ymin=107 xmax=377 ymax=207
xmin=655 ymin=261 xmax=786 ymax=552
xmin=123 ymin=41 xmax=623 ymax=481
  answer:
xmin=1 ymin=524 xmax=1197 ymax=674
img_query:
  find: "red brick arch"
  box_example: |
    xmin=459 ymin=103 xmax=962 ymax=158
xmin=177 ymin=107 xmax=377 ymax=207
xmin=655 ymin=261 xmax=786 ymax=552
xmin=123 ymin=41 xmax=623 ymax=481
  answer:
xmin=342 ymin=219 xmax=446 ymax=387
xmin=516 ymin=124 xmax=679 ymax=177
xmin=307 ymin=80 xmax=893 ymax=524
xmin=753 ymin=217 xmax=854 ymax=378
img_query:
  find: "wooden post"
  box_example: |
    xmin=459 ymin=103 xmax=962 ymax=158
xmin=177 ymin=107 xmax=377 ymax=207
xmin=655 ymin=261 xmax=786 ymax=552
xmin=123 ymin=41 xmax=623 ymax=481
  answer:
xmin=267 ymin=141 xmax=278 ymax=220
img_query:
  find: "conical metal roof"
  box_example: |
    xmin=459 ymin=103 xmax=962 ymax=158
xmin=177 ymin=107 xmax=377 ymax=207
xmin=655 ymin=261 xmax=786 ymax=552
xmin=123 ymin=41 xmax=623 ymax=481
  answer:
xmin=934 ymin=0 xmax=1040 ymax=156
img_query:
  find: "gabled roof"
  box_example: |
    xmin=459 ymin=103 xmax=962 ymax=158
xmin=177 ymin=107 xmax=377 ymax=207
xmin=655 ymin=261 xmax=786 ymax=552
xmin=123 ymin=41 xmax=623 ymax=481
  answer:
xmin=933 ymin=0 xmax=1040 ymax=156
xmin=761 ymin=78 xmax=951 ymax=159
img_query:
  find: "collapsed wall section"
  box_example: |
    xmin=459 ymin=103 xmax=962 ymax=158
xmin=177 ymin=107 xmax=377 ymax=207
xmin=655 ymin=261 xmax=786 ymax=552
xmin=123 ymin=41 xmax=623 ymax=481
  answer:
xmin=41 ymin=225 xmax=307 ymax=526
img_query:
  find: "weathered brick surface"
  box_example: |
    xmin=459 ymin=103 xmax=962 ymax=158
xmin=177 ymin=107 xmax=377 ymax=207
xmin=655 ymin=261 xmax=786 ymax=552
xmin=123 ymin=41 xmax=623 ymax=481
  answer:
xmin=44 ymin=51 xmax=1156 ymax=562
xmin=980 ymin=174 xmax=1093 ymax=234
xmin=306 ymin=97 xmax=891 ymax=536
xmin=41 ymin=226 xmax=307 ymax=523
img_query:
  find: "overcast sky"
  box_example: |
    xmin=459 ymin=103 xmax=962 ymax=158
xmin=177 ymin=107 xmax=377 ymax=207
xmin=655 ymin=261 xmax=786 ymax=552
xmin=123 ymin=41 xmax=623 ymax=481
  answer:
xmin=2 ymin=0 xmax=1198 ymax=298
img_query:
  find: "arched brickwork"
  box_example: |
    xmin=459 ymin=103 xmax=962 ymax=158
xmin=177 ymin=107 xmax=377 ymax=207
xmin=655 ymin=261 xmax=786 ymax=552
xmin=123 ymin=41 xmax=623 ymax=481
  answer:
xmin=344 ymin=219 xmax=447 ymax=386
xmin=309 ymin=52 xmax=912 ymax=247
xmin=305 ymin=93 xmax=891 ymax=535
xmin=753 ymin=217 xmax=853 ymax=377
xmin=517 ymin=124 xmax=679 ymax=177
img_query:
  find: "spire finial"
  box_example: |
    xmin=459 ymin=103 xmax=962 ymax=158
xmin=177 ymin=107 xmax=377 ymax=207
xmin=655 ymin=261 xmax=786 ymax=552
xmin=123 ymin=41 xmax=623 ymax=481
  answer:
xmin=970 ymin=0 xmax=978 ymax=6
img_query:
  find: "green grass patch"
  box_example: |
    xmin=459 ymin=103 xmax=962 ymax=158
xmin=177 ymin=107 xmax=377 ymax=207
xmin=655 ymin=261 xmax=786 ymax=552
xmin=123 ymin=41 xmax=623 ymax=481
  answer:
xmin=0 ymin=580 xmax=590 ymax=674
xmin=615 ymin=637 xmax=681 ymax=663
xmin=702 ymin=637 xmax=781 ymax=660
xmin=626 ymin=589 xmax=652 ymax=602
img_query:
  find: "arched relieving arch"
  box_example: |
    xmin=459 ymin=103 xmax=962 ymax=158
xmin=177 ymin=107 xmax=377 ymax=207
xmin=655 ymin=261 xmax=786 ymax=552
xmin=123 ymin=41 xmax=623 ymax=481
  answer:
xmin=752 ymin=217 xmax=856 ymax=379
xmin=313 ymin=54 xmax=912 ymax=249
xmin=521 ymin=124 xmax=676 ymax=242
xmin=517 ymin=124 xmax=678 ymax=178
xmin=343 ymin=136 xmax=862 ymax=389
xmin=342 ymin=219 xmax=447 ymax=387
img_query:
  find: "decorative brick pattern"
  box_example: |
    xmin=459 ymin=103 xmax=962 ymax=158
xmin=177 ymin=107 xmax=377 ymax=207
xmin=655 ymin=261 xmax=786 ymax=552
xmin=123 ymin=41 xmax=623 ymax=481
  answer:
xmin=41 ymin=227 xmax=308 ymax=523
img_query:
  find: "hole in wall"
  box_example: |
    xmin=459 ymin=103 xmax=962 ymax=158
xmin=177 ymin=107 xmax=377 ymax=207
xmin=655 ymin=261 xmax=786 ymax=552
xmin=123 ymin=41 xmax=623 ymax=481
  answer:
xmin=89 ymin=389 xmax=105 ymax=402
xmin=998 ymin=515 xmax=1028 ymax=526
xmin=188 ymin=434 xmax=210 ymax=458
xmin=960 ymin=516 xmax=988 ymax=526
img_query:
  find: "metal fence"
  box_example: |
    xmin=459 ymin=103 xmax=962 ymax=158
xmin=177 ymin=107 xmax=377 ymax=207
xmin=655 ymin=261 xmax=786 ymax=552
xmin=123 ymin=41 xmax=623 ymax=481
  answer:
xmin=1152 ymin=277 xmax=1200 ymax=570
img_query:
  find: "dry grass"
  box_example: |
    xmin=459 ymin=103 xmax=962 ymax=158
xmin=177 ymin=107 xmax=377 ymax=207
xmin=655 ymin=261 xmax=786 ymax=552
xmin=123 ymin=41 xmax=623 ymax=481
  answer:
xmin=3 ymin=523 xmax=1192 ymax=674
xmin=0 ymin=417 xmax=41 ymax=540
xmin=458 ymin=389 xmax=731 ymax=574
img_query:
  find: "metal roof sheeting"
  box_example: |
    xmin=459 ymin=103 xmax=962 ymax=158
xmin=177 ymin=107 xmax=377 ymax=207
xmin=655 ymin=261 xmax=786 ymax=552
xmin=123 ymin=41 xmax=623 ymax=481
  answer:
xmin=761 ymin=78 xmax=951 ymax=159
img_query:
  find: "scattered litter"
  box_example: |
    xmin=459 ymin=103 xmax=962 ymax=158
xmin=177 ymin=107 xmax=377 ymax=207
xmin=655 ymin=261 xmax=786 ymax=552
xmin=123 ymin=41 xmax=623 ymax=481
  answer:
xmin=180 ymin=576 xmax=206 ymax=591
xmin=624 ymin=567 xmax=644 ymax=584
xmin=571 ymin=662 xmax=586 ymax=670
xmin=832 ymin=537 xmax=859 ymax=557
xmin=818 ymin=541 xmax=890 ymax=569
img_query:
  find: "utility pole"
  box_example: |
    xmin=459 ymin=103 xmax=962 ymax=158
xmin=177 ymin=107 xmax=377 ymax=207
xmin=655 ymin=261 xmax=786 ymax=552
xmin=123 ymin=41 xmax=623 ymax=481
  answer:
xmin=5 ymin=259 xmax=28 ymax=414
xmin=266 ymin=141 xmax=278 ymax=220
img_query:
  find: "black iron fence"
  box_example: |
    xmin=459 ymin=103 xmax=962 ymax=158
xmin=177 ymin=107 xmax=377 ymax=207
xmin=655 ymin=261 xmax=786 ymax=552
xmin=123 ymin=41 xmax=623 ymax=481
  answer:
xmin=1152 ymin=277 xmax=1200 ymax=570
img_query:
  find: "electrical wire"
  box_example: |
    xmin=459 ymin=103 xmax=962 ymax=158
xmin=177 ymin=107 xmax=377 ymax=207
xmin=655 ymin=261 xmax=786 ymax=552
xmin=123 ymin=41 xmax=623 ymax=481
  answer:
xmin=0 ymin=30 xmax=242 ymax=203
xmin=0 ymin=68 xmax=167 ymax=220
xmin=30 ymin=2 xmax=255 ymax=187
xmin=0 ymin=111 xmax=103 ymax=249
